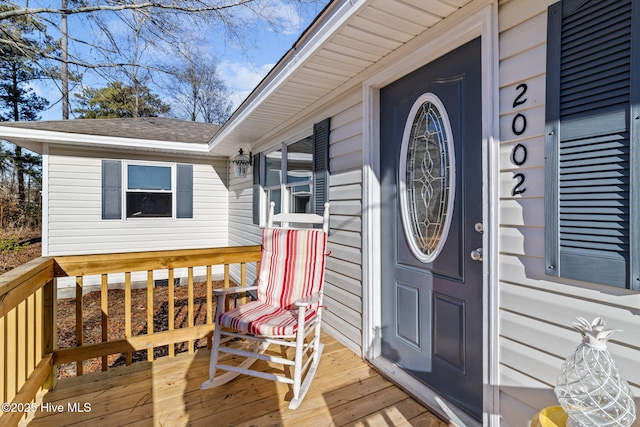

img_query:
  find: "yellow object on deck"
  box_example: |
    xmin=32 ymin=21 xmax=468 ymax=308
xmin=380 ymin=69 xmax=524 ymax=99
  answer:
xmin=531 ymin=406 xmax=568 ymax=427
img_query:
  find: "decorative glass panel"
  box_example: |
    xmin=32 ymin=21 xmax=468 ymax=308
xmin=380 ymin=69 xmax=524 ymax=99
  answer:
xmin=399 ymin=94 xmax=455 ymax=263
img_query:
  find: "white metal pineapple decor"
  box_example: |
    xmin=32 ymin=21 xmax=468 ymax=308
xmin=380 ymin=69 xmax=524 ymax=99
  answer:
xmin=555 ymin=317 xmax=637 ymax=427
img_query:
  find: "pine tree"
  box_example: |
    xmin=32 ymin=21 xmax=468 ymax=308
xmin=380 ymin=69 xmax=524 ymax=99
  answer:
xmin=0 ymin=8 xmax=49 ymax=227
xmin=73 ymin=81 xmax=170 ymax=118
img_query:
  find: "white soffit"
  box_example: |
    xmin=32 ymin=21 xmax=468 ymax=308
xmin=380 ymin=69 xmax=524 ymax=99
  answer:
xmin=210 ymin=0 xmax=468 ymax=155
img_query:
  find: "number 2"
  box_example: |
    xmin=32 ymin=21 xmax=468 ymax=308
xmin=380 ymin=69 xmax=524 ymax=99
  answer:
xmin=513 ymin=83 xmax=528 ymax=108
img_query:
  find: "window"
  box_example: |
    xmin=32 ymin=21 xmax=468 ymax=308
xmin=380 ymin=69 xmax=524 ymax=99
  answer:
xmin=102 ymin=160 xmax=193 ymax=220
xmin=545 ymin=0 xmax=639 ymax=290
xmin=252 ymin=118 xmax=330 ymax=225
xmin=126 ymin=165 xmax=172 ymax=218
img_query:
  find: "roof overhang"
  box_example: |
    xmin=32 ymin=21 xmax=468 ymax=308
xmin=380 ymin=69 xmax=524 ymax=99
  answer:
xmin=0 ymin=126 xmax=211 ymax=155
xmin=0 ymin=117 xmax=219 ymax=156
xmin=208 ymin=0 xmax=474 ymax=154
xmin=0 ymin=0 xmax=475 ymax=159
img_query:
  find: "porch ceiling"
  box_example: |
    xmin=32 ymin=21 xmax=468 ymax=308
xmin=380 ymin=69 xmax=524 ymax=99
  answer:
xmin=210 ymin=0 xmax=472 ymax=156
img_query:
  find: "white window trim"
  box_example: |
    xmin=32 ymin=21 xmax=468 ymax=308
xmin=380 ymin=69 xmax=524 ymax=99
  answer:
xmin=123 ymin=160 xmax=177 ymax=220
xmin=261 ymin=134 xmax=313 ymax=225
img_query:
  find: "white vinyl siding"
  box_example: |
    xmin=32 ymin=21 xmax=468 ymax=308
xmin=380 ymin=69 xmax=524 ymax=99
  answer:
xmin=46 ymin=146 xmax=228 ymax=256
xmin=227 ymin=90 xmax=365 ymax=356
xmin=497 ymin=0 xmax=640 ymax=425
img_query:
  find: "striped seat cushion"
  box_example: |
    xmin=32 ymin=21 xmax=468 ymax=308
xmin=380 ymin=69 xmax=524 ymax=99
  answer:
xmin=218 ymin=228 xmax=326 ymax=337
xmin=218 ymin=301 xmax=317 ymax=336
xmin=257 ymin=228 xmax=327 ymax=310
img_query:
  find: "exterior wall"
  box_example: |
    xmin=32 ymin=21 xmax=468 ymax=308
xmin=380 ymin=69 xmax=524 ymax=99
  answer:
xmin=228 ymin=88 xmax=365 ymax=356
xmin=46 ymin=145 xmax=228 ymax=256
xmin=497 ymin=1 xmax=640 ymax=425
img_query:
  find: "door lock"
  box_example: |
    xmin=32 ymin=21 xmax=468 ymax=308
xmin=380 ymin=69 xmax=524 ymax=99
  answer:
xmin=474 ymin=222 xmax=483 ymax=233
xmin=470 ymin=248 xmax=483 ymax=262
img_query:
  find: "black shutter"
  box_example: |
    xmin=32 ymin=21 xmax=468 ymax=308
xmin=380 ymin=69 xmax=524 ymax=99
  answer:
xmin=176 ymin=164 xmax=193 ymax=219
xmin=102 ymin=160 xmax=122 ymax=220
xmin=313 ymin=118 xmax=330 ymax=216
xmin=252 ymin=153 xmax=261 ymax=225
xmin=545 ymin=0 xmax=638 ymax=288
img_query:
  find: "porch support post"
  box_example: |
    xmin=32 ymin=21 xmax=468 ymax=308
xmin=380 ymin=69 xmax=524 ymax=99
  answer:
xmin=42 ymin=277 xmax=57 ymax=390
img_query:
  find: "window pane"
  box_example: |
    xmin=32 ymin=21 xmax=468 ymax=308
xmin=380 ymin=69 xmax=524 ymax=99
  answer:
xmin=287 ymin=136 xmax=313 ymax=184
xmin=264 ymin=150 xmax=282 ymax=187
xmin=128 ymin=165 xmax=172 ymax=190
xmin=126 ymin=192 xmax=173 ymax=217
xmin=267 ymin=188 xmax=281 ymax=215
xmin=290 ymin=184 xmax=312 ymax=214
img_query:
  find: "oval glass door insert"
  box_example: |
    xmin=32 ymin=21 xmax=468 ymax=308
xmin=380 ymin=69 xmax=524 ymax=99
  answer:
xmin=399 ymin=93 xmax=456 ymax=263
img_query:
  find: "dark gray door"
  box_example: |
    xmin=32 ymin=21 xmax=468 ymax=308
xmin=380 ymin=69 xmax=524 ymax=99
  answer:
xmin=380 ymin=38 xmax=483 ymax=420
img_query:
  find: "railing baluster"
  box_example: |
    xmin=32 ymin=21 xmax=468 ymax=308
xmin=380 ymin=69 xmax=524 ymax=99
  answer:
xmin=224 ymin=264 xmax=230 ymax=311
xmin=0 ymin=314 xmax=4 ymax=404
xmin=147 ymin=271 xmax=154 ymax=362
xmin=124 ymin=272 xmax=132 ymax=366
xmin=206 ymin=265 xmax=213 ymax=324
xmin=188 ymin=267 xmax=194 ymax=354
xmin=17 ymin=302 xmax=26 ymax=392
xmin=27 ymin=293 xmax=35 ymax=379
xmin=6 ymin=308 xmax=16 ymax=400
xmin=206 ymin=266 xmax=213 ymax=350
xmin=75 ymin=276 xmax=83 ymax=376
xmin=101 ymin=274 xmax=108 ymax=371
xmin=35 ymin=287 xmax=42 ymax=369
xmin=43 ymin=278 xmax=56 ymax=390
xmin=168 ymin=268 xmax=175 ymax=357
xmin=240 ymin=262 xmax=247 ymax=305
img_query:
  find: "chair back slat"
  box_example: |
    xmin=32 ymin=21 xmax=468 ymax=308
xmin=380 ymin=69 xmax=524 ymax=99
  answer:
xmin=257 ymin=228 xmax=327 ymax=310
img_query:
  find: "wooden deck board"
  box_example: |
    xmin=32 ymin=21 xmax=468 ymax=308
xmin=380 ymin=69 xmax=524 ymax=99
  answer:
xmin=21 ymin=333 xmax=446 ymax=427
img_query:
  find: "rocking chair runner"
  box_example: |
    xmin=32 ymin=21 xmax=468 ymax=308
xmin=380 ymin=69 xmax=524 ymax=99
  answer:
xmin=200 ymin=202 xmax=330 ymax=410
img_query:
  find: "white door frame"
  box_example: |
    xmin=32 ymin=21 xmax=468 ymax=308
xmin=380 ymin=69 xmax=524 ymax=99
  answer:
xmin=361 ymin=2 xmax=500 ymax=426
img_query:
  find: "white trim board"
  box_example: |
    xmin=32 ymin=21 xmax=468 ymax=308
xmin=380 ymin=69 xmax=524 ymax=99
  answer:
xmin=361 ymin=2 xmax=499 ymax=426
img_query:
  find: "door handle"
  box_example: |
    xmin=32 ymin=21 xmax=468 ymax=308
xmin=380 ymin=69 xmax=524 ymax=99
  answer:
xmin=470 ymin=248 xmax=483 ymax=262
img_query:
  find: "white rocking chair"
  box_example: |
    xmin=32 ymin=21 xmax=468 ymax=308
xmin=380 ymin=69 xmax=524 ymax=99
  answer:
xmin=201 ymin=202 xmax=330 ymax=410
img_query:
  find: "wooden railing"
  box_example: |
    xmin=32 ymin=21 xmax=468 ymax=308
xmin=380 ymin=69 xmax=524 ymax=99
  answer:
xmin=0 ymin=245 xmax=261 ymax=427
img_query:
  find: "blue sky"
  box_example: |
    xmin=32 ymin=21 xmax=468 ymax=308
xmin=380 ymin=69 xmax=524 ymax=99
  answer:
xmin=34 ymin=1 xmax=330 ymax=121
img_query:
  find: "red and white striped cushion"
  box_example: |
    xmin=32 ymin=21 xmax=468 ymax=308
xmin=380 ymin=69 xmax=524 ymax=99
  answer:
xmin=218 ymin=301 xmax=317 ymax=336
xmin=257 ymin=228 xmax=327 ymax=310
xmin=217 ymin=228 xmax=327 ymax=336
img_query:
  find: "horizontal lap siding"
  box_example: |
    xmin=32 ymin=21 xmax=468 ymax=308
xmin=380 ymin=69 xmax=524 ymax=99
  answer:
xmin=324 ymin=98 xmax=364 ymax=355
xmin=497 ymin=0 xmax=640 ymax=425
xmin=228 ymin=169 xmax=261 ymax=287
xmin=46 ymin=147 xmax=228 ymax=256
xmin=227 ymin=92 xmax=364 ymax=356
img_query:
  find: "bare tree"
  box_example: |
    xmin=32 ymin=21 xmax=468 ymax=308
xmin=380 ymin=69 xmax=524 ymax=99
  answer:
xmin=168 ymin=47 xmax=233 ymax=123
xmin=0 ymin=1 xmax=323 ymax=119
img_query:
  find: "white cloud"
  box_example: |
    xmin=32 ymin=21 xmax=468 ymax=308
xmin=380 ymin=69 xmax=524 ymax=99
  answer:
xmin=219 ymin=60 xmax=275 ymax=108
xmin=263 ymin=0 xmax=306 ymax=35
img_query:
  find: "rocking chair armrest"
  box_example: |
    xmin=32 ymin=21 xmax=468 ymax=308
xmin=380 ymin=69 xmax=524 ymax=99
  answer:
xmin=294 ymin=291 xmax=322 ymax=308
xmin=213 ymin=285 xmax=258 ymax=296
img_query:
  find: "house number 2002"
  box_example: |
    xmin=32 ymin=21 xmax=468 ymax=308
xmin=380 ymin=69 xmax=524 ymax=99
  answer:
xmin=511 ymin=83 xmax=528 ymax=196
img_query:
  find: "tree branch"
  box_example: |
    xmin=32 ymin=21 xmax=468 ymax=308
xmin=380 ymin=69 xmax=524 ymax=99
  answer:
xmin=0 ymin=0 xmax=256 ymax=21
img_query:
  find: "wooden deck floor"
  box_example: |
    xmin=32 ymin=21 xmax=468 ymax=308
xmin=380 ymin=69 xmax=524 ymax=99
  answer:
xmin=21 ymin=333 xmax=447 ymax=426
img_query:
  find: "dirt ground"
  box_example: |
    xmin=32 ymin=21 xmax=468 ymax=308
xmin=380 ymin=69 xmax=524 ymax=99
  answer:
xmin=0 ymin=230 xmax=42 ymax=275
xmin=55 ymin=281 xmax=223 ymax=378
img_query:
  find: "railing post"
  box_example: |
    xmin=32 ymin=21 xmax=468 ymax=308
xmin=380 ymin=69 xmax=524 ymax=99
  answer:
xmin=42 ymin=278 xmax=57 ymax=390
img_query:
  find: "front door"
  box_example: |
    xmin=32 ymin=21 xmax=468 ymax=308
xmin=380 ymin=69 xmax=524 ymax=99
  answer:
xmin=380 ymin=38 xmax=483 ymax=419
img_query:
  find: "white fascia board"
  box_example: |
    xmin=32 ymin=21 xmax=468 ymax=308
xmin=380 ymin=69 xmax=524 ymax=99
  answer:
xmin=0 ymin=126 xmax=210 ymax=154
xmin=208 ymin=0 xmax=370 ymax=152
